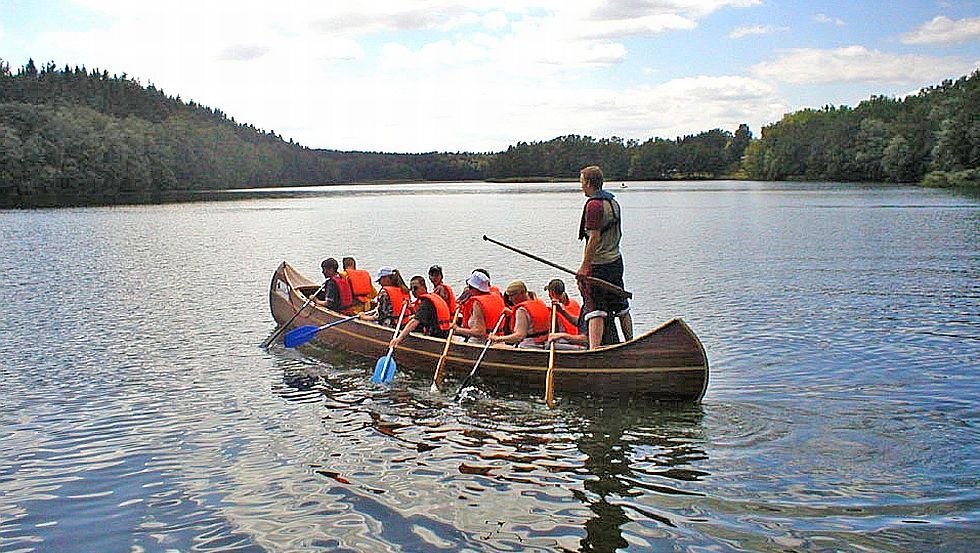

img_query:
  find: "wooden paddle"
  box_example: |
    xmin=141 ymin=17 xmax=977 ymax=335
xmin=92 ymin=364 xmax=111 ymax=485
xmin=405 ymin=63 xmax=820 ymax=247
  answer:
xmin=482 ymin=235 xmax=632 ymax=299
xmin=430 ymin=306 xmax=463 ymax=392
xmin=371 ymin=301 xmax=409 ymax=384
xmin=260 ymin=280 xmax=328 ymax=347
xmin=453 ymin=312 xmax=508 ymax=400
xmin=544 ymin=302 xmax=558 ymax=408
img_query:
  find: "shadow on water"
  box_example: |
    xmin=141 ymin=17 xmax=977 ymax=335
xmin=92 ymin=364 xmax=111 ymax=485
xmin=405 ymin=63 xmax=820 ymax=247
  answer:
xmin=273 ymin=356 xmax=708 ymax=552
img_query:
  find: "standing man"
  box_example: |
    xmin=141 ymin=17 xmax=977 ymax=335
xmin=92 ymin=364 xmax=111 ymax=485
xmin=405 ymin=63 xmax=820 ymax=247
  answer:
xmin=576 ymin=165 xmax=633 ymax=349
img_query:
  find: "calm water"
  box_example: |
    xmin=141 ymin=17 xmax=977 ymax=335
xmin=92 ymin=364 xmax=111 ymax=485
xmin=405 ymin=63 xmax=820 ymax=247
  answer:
xmin=0 ymin=181 xmax=977 ymax=552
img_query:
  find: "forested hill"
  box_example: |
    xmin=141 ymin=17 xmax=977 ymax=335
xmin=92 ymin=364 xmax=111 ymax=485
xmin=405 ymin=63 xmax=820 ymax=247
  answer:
xmin=744 ymin=70 xmax=979 ymax=187
xmin=1 ymin=58 xmax=976 ymax=207
xmin=0 ymin=59 xmax=488 ymax=207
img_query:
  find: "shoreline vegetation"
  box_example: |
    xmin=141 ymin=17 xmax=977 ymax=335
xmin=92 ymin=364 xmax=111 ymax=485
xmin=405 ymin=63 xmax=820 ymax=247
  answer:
xmin=1 ymin=58 xmax=977 ymax=208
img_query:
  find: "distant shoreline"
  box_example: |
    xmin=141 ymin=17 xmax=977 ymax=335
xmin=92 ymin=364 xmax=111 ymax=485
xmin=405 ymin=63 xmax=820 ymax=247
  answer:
xmin=3 ymin=177 xmax=976 ymax=210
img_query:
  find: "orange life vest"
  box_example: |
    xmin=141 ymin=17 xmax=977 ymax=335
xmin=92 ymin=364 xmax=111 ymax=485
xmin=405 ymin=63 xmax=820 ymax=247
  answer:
xmin=557 ymin=298 xmax=582 ymax=335
xmin=433 ymin=282 xmax=457 ymax=314
xmin=383 ymin=286 xmax=412 ymax=318
xmin=417 ymin=293 xmax=452 ymax=332
xmin=513 ymin=298 xmax=552 ymax=342
xmin=330 ymin=274 xmax=355 ymax=314
xmin=346 ymin=269 xmax=374 ymax=301
xmin=461 ymin=291 xmax=506 ymax=335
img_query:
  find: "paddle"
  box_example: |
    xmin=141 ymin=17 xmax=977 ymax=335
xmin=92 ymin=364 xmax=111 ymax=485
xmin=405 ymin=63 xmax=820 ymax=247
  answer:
xmin=371 ymin=301 xmax=409 ymax=384
xmin=482 ymin=235 xmax=632 ymax=299
xmin=544 ymin=302 xmax=558 ymax=408
xmin=430 ymin=306 xmax=463 ymax=393
xmin=453 ymin=312 xmax=508 ymax=400
xmin=261 ymin=280 xmax=328 ymax=347
xmin=283 ymin=313 xmax=363 ymax=348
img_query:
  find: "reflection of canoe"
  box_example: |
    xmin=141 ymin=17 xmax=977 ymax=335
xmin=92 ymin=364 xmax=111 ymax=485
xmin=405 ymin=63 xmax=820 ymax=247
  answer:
xmin=269 ymin=262 xmax=709 ymax=401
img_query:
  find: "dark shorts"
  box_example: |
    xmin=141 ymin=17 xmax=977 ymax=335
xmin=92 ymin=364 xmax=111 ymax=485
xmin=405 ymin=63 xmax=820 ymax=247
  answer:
xmin=578 ymin=256 xmax=629 ymax=316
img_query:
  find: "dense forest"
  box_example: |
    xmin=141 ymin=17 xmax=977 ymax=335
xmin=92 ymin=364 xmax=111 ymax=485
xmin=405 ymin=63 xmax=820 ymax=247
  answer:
xmin=1 ymin=58 xmax=976 ymax=207
xmin=743 ymin=71 xmax=979 ymax=187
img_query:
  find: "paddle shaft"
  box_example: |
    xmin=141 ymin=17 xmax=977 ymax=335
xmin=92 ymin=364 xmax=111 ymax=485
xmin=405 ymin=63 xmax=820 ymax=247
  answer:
xmin=285 ymin=312 xmax=368 ymax=347
xmin=453 ymin=312 xmax=508 ymax=400
xmin=431 ymin=306 xmax=462 ymax=391
xmin=376 ymin=301 xmax=409 ymax=382
xmin=482 ymin=235 xmax=632 ymax=299
xmin=261 ymin=280 xmax=327 ymax=347
xmin=544 ymin=302 xmax=558 ymax=408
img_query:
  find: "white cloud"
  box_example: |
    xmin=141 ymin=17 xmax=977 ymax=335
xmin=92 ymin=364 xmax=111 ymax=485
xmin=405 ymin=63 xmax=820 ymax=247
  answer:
xmin=729 ymin=24 xmax=788 ymax=39
xmin=591 ymin=0 xmax=761 ymax=20
xmin=42 ymin=0 xmax=772 ymax=151
xmin=813 ymin=13 xmax=845 ymax=26
xmin=287 ymin=73 xmax=785 ymax=152
xmin=901 ymin=16 xmax=980 ymax=45
xmin=594 ymin=75 xmax=786 ymax=139
xmin=751 ymin=46 xmax=978 ymax=84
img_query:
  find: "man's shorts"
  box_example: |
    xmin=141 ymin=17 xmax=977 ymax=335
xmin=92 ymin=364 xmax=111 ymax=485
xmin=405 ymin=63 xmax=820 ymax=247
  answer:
xmin=578 ymin=256 xmax=630 ymax=317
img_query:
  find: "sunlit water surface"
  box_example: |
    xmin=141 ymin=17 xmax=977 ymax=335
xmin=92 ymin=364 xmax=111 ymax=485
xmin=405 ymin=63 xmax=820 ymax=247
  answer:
xmin=1 ymin=181 xmax=977 ymax=552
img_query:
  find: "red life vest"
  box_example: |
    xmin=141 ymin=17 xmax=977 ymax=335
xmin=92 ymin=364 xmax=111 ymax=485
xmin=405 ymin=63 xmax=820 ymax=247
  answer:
xmin=433 ymin=282 xmax=457 ymax=314
xmin=417 ymin=293 xmax=452 ymax=332
xmin=383 ymin=286 xmax=412 ymax=317
xmin=461 ymin=291 xmax=506 ymax=335
xmin=346 ymin=269 xmax=374 ymax=302
xmin=513 ymin=298 xmax=552 ymax=342
xmin=557 ymin=298 xmax=582 ymax=335
xmin=330 ymin=274 xmax=355 ymax=314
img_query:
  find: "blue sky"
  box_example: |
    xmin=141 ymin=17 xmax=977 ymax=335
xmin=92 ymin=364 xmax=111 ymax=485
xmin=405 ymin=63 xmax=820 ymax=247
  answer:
xmin=2 ymin=0 xmax=978 ymax=153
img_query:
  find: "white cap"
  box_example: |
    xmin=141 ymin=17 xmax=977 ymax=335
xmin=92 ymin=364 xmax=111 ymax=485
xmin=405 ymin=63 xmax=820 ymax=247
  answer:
xmin=374 ymin=266 xmax=395 ymax=282
xmin=465 ymin=271 xmax=491 ymax=293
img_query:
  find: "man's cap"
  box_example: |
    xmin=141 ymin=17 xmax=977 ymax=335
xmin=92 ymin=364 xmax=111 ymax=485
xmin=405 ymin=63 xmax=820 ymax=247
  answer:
xmin=374 ymin=266 xmax=395 ymax=282
xmin=544 ymin=278 xmax=565 ymax=295
xmin=465 ymin=271 xmax=491 ymax=292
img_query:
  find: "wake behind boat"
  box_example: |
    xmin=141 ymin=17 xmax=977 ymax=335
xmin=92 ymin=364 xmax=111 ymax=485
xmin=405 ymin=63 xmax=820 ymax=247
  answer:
xmin=268 ymin=261 xmax=709 ymax=402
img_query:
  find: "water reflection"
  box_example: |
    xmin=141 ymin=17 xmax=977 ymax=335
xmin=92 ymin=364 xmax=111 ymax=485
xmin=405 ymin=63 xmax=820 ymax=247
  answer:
xmin=274 ymin=360 xmax=709 ymax=552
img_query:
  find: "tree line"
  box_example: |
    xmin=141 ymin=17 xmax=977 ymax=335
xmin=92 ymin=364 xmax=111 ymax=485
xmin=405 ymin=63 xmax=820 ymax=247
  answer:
xmin=1 ymin=58 xmax=976 ymax=207
xmin=744 ymin=71 xmax=979 ymax=187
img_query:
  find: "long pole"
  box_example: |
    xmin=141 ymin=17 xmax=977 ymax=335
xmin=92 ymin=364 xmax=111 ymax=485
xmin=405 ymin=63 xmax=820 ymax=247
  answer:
xmin=482 ymin=235 xmax=632 ymax=299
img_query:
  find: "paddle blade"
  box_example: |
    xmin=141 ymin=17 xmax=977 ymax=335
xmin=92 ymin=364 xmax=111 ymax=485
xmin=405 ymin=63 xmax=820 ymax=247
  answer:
xmin=283 ymin=325 xmax=320 ymax=348
xmin=372 ymin=354 xmax=391 ymax=383
xmin=372 ymin=354 xmax=397 ymax=384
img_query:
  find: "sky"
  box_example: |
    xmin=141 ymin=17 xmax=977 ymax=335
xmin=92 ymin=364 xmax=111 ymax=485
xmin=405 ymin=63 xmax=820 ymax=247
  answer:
xmin=1 ymin=0 xmax=979 ymax=153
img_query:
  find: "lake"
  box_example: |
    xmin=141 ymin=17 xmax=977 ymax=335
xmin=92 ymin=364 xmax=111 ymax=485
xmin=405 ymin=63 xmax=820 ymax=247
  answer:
xmin=0 ymin=181 xmax=977 ymax=552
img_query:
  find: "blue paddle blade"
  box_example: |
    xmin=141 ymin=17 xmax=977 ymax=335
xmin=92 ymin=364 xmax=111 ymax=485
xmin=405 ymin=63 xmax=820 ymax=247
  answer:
xmin=372 ymin=354 xmax=396 ymax=384
xmin=382 ymin=357 xmax=397 ymax=383
xmin=283 ymin=325 xmax=320 ymax=348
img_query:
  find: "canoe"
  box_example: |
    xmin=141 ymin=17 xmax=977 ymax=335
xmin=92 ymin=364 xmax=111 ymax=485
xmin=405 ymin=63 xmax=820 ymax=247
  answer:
xmin=269 ymin=261 xmax=709 ymax=402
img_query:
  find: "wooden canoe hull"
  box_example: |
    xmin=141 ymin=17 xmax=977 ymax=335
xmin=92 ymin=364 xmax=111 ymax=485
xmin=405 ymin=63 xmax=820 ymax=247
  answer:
xmin=269 ymin=262 xmax=709 ymax=401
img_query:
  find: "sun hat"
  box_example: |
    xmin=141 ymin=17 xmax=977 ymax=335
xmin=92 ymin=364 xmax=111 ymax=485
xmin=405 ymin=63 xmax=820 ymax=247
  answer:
xmin=465 ymin=270 xmax=491 ymax=293
xmin=374 ymin=266 xmax=395 ymax=282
